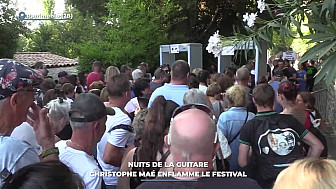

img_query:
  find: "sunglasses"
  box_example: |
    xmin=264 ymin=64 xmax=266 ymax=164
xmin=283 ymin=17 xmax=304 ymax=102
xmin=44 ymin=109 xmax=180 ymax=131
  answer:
xmin=168 ymin=103 xmax=217 ymax=146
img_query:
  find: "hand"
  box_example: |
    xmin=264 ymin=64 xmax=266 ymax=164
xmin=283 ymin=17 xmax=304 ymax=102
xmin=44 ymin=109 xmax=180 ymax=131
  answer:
xmin=27 ymin=103 xmax=55 ymax=150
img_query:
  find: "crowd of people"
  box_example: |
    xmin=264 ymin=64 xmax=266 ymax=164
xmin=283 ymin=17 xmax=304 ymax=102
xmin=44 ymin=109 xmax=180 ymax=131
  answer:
xmin=0 ymin=57 xmax=333 ymax=189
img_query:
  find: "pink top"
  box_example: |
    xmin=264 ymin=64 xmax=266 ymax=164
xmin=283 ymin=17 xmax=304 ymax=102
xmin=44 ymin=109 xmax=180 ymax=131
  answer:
xmin=86 ymin=72 xmax=101 ymax=88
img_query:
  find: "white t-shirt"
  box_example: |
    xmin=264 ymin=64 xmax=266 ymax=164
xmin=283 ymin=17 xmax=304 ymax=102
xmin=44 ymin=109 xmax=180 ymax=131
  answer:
xmin=65 ymin=97 xmax=73 ymax=108
xmin=124 ymin=97 xmax=139 ymax=113
xmin=97 ymin=107 xmax=134 ymax=186
xmin=55 ymin=140 xmax=102 ymax=189
xmin=10 ymin=122 xmax=42 ymax=155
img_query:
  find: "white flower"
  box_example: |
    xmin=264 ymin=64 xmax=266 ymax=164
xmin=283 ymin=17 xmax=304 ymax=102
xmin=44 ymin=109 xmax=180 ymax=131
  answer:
xmin=257 ymin=0 xmax=266 ymax=13
xmin=243 ymin=12 xmax=258 ymax=27
xmin=206 ymin=30 xmax=222 ymax=57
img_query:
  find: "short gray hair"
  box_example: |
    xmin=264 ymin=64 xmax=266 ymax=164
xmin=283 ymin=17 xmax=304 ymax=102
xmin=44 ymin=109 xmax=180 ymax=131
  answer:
xmin=183 ymin=89 xmax=206 ymax=105
xmin=69 ymin=120 xmax=88 ymax=129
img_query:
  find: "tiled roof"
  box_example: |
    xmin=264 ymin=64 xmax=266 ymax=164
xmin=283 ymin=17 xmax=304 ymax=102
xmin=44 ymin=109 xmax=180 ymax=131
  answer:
xmin=13 ymin=52 xmax=78 ymax=68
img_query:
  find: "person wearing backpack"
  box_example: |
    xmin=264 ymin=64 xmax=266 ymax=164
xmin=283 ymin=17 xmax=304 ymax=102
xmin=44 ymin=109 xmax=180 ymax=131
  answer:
xmin=238 ymin=84 xmax=324 ymax=189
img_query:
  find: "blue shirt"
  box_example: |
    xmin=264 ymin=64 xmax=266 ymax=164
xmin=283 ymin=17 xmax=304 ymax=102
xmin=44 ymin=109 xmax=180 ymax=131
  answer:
xmin=148 ymin=83 xmax=189 ymax=107
xmin=0 ymin=136 xmax=39 ymax=187
xmin=217 ymin=107 xmax=255 ymax=171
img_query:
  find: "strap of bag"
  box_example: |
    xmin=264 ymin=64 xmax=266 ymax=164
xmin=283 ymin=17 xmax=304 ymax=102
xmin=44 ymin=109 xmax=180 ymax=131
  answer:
xmin=228 ymin=110 xmax=249 ymax=144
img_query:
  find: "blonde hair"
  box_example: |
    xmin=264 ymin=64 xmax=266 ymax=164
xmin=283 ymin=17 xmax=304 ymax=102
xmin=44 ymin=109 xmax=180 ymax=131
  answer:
xmin=105 ymin=66 xmax=120 ymax=83
xmin=225 ymin=85 xmax=246 ymax=107
xmin=273 ymin=158 xmax=336 ymax=189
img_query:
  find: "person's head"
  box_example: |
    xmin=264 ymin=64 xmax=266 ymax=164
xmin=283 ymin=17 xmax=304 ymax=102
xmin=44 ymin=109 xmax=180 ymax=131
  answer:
xmin=277 ymin=81 xmax=297 ymax=105
xmin=42 ymin=89 xmax=64 ymax=106
xmin=252 ymin=83 xmax=274 ymax=109
xmin=106 ymin=74 xmax=131 ymax=105
xmin=89 ymin=81 xmax=104 ymax=91
xmin=192 ymin=68 xmax=203 ymax=77
xmin=2 ymin=161 xmax=84 ymax=189
xmin=153 ymin=68 xmax=166 ymax=82
xmin=92 ymin=61 xmax=102 ymax=72
xmin=0 ymin=59 xmax=42 ymax=135
xmin=40 ymin=78 xmax=56 ymax=93
xmin=33 ymin=61 xmax=44 ymax=69
xmin=309 ymin=60 xmax=315 ymax=66
xmin=225 ymin=85 xmax=246 ymax=107
xmin=284 ymin=59 xmax=290 ymax=67
xmin=77 ymin=72 xmax=86 ymax=87
xmin=236 ymin=67 xmax=250 ymax=83
xmin=120 ymin=65 xmax=132 ymax=80
xmin=296 ymin=91 xmax=315 ymax=111
xmin=257 ymin=76 xmax=268 ymax=84
xmin=217 ymin=74 xmax=234 ymax=93
xmin=160 ymin=64 xmax=171 ymax=74
xmin=133 ymin=79 xmax=151 ymax=98
xmin=274 ymin=67 xmax=284 ymax=81
xmin=299 ymin=62 xmax=305 ymax=70
xmin=132 ymin=69 xmax=143 ymax=82
xmin=66 ymin=74 xmax=78 ymax=86
xmin=105 ymin=66 xmax=120 ymax=83
xmin=61 ymin=83 xmax=75 ymax=99
xmin=206 ymin=83 xmax=222 ymax=100
xmin=166 ymin=105 xmax=218 ymax=168
xmin=278 ymin=60 xmax=284 ymax=69
xmin=273 ymin=158 xmax=336 ymax=189
xmin=138 ymin=96 xmax=178 ymax=169
xmin=171 ymin=60 xmax=190 ymax=84
xmin=57 ymin=71 xmax=68 ymax=84
xmin=45 ymin=98 xmax=70 ymax=134
xmin=188 ymin=73 xmax=199 ymax=89
xmin=69 ymin=93 xmax=114 ymax=145
xmin=198 ymin=70 xmax=210 ymax=85
xmin=183 ymin=89 xmax=207 ymax=105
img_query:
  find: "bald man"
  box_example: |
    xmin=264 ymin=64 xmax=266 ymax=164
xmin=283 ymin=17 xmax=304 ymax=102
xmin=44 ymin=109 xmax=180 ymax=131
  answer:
xmin=137 ymin=108 xmax=261 ymax=189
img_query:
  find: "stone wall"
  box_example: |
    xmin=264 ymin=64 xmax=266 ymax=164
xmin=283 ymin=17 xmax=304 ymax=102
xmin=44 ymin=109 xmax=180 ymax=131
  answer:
xmin=47 ymin=66 xmax=78 ymax=80
xmin=313 ymin=81 xmax=336 ymax=125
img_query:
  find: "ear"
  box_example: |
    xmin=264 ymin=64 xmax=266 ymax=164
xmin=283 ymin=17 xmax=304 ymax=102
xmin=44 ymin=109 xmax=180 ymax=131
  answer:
xmin=9 ymin=93 xmax=21 ymax=111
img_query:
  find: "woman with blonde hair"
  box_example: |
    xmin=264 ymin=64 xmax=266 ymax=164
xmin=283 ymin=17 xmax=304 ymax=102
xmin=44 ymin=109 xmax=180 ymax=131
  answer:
xmin=217 ymin=85 xmax=255 ymax=170
xmin=273 ymin=158 xmax=336 ymax=189
xmin=101 ymin=66 xmax=121 ymax=102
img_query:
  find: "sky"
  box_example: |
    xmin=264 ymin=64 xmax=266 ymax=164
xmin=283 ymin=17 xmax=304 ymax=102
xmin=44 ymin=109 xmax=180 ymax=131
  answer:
xmin=15 ymin=0 xmax=66 ymax=29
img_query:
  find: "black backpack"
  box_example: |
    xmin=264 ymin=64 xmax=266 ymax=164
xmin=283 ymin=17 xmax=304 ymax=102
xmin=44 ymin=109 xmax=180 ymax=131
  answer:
xmin=253 ymin=115 xmax=304 ymax=180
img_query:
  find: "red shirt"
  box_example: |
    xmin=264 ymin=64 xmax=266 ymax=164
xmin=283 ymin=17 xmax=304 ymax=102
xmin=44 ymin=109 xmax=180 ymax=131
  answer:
xmin=86 ymin=72 xmax=101 ymax=88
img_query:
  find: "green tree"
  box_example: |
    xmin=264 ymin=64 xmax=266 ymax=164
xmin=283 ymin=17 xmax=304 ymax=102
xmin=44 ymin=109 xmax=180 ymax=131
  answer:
xmin=0 ymin=0 xmax=26 ymax=58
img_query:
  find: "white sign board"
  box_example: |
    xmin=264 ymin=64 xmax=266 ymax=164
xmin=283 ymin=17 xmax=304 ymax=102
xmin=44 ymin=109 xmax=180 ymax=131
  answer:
xmin=282 ymin=51 xmax=297 ymax=61
xmin=170 ymin=45 xmax=179 ymax=54
xmin=221 ymin=46 xmax=235 ymax=55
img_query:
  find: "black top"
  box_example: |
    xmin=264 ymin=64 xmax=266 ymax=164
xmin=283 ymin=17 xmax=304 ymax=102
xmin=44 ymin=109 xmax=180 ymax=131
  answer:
xmin=137 ymin=177 xmax=262 ymax=189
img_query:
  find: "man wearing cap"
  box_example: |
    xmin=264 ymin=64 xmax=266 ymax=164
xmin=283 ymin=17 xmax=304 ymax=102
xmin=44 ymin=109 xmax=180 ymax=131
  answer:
xmin=97 ymin=74 xmax=135 ymax=189
xmin=55 ymin=93 xmax=113 ymax=189
xmin=0 ymin=59 xmax=58 ymax=187
xmin=58 ymin=71 xmax=69 ymax=84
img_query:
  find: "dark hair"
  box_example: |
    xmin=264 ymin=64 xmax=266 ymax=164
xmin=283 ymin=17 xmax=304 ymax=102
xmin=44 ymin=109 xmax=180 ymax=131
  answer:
xmin=33 ymin=61 xmax=44 ymax=69
xmin=257 ymin=76 xmax=268 ymax=85
xmin=2 ymin=161 xmax=84 ymax=189
xmin=120 ymin=65 xmax=131 ymax=73
xmin=198 ymin=70 xmax=210 ymax=83
xmin=171 ymin=60 xmax=190 ymax=80
xmin=133 ymin=79 xmax=150 ymax=97
xmin=43 ymin=89 xmax=64 ymax=105
xmin=92 ymin=61 xmax=102 ymax=68
xmin=138 ymin=96 xmax=179 ymax=172
xmin=217 ymin=74 xmax=234 ymax=93
xmin=253 ymin=83 xmax=274 ymax=108
xmin=278 ymin=81 xmax=297 ymax=102
xmin=77 ymin=72 xmax=86 ymax=87
xmin=106 ymin=74 xmax=131 ymax=97
xmin=40 ymin=78 xmax=56 ymax=93
xmin=188 ymin=73 xmax=199 ymax=89
xmin=298 ymin=91 xmax=315 ymax=110
xmin=67 ymin=75 xmax=77 ymax=86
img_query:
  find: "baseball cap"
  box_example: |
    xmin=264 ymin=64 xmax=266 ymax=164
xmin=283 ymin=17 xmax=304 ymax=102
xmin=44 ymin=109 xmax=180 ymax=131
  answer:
xmin=57 ymin=71 xmax=68 ymax=78
xmin=0 ymin=59 xmax=42 ymax=100
xmin=69 ymin=93 xmax=115 ymax=122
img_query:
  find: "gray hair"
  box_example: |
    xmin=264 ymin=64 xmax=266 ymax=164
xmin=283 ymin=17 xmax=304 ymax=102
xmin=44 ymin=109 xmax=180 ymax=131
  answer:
xmin=45 ymin=98 xmax=70 ymax=121
xmin=69 ymin=120 xmax=88 ymax=129
xmin=183 ymin=89 xmax=207 ymax=105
